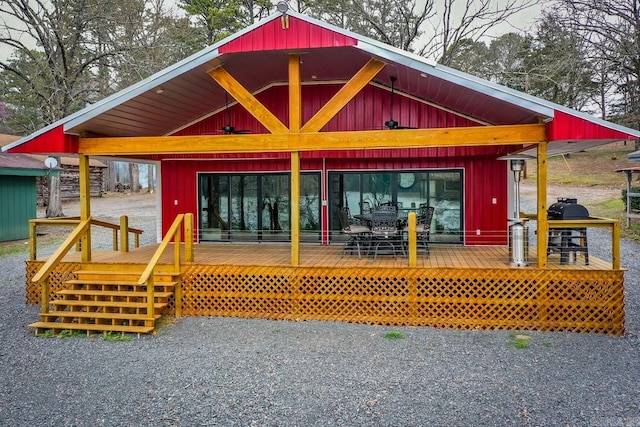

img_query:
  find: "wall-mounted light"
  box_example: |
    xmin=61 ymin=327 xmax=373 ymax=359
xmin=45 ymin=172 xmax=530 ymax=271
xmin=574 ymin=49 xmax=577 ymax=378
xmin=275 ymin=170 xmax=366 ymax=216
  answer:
xmin=155 ymin=87 xmax=164 ymax=94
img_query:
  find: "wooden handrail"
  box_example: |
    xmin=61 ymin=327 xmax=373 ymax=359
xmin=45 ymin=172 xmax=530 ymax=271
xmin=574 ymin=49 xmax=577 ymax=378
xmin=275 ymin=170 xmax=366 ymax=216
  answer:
xmin=32 ymin=218 xmax=91 ymax=315
xmin=138 ymin=214 xmax=185 ymax=285
xmin=32 ymin=218 xmax=92 ymax=283
xmin=138 ymin=214 xmax=186 ymax=321
xmin=526 ymin=216 xmax=622 ymax=270
xmin=29 ymin=216 xmax=144 ymax=260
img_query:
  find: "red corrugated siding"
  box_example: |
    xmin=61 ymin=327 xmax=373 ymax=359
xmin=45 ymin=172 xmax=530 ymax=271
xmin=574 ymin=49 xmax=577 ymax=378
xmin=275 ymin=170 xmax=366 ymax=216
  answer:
xmin=6 ymin=126 xmax=78 ymax=155
xmin=177 ymin=83 xmax=478 ymax=136
xmin=548 ymin=110 xmax=635 ymax=141
xmin=219 ymin=17 xmax=358 ymax=54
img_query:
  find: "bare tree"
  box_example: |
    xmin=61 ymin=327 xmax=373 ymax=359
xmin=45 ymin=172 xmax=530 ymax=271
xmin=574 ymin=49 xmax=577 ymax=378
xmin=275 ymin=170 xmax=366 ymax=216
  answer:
xmin=129 ymin=163 xmax=140 ymax=193
xmin=0 ymin=0 xmax=191 ymax=216
xmin=551 ymin=0 xmax=640 ymax=147
xmin=304 ymin=0 xmax=434 ymax=53
xmin=423 ymin=0 xmax=538 ymax=65
xmin=147 ymin=164 xmax=155 ymax=193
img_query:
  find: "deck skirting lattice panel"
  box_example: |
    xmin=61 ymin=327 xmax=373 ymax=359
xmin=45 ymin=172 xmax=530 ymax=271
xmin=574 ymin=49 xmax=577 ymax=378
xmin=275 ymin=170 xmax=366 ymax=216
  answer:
xmin=26 ymin=262 xmax=625 ymax=334
xmin=180 ymin=265 xmax=625 ymax=334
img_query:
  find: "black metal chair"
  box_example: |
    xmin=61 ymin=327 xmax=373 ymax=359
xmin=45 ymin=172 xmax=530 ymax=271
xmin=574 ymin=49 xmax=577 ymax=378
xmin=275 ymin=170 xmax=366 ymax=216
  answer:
xmin=337 ymin=207 xmax=370 ymax=259
xmin=370 ymin=209 xmax=401 ymax=260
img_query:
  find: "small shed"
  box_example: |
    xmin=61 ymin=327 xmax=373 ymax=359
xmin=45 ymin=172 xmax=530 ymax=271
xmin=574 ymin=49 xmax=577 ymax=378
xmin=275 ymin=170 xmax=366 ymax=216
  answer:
xmin=0 ymin=138 xmax=59 ymax=241
xmin=29 ymin=155 xmax=107 ymax=202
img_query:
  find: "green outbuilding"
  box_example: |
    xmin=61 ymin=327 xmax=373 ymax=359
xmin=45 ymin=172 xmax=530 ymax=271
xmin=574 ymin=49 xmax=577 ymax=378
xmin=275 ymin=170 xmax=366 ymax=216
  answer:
xmin=0 ymin=143 xmax=59 ymax=242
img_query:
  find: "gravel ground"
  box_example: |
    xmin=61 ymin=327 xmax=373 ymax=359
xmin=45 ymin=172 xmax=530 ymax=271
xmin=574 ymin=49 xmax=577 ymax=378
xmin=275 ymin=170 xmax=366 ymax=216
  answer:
xmin=0 ymin=192 xmax=638 ymax=426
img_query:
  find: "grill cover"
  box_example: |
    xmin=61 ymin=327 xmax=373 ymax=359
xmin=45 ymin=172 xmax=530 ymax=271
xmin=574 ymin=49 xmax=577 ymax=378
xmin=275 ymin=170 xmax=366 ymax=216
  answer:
xmin=548 ymin=198 xmax=589 ymax=220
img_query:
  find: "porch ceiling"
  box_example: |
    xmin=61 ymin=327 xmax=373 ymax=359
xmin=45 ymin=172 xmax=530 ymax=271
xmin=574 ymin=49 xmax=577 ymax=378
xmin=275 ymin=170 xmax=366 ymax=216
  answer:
xmin=64 ymin=47 xmax=545 ymax=139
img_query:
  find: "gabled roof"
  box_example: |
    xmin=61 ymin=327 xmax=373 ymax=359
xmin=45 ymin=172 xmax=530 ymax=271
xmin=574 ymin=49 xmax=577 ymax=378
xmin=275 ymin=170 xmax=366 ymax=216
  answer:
xmin=3 ymin=10 xmax=639 ymax=155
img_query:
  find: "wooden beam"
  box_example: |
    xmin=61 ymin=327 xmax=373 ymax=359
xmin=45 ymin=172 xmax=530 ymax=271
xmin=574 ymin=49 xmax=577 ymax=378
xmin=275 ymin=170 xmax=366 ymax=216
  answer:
xmin=291 ymin=151 xmax=300 ymax=266
xmin=289 ymin=54 xmax=302 ymax=133
xmin=78 ymin=154 xmax=91 ymax=262
xmin=208 ymin=66 xmax=288 ymax=134
xmin=537 ymin=140 xmax=548 ymax=269
xmin=80 ymin=124 xmax=546 ymax=155
xmin=300 ymin=58 xmax=386 ymax=133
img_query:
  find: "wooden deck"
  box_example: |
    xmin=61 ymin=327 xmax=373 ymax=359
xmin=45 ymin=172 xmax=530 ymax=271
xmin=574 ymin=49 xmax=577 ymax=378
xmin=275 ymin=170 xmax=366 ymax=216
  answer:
xmin=50 ymin=242 xmax=612 ymax=270
xmin=27 ymin=242 xmax=625 ymax=335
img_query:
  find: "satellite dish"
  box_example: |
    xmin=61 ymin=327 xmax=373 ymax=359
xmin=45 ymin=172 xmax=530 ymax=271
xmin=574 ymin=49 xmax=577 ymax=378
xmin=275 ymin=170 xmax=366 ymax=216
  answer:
xmin=44 ymin=157 xmax=58 ymax=169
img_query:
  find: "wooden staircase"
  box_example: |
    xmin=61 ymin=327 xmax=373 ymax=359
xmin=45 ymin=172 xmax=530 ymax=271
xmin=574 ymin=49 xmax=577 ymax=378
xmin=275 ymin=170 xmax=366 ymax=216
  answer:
xmin=29 ymin=268 xmax=180 ymax=335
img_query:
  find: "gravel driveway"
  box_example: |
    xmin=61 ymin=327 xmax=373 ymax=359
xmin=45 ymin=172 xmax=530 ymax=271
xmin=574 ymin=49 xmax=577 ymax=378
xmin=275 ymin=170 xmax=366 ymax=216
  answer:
xmin=0 ymin=191 xmax=638 ymax=426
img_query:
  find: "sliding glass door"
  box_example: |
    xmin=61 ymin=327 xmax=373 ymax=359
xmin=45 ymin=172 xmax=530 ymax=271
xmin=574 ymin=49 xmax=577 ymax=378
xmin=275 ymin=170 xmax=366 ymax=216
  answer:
xmin=328 ymin=170 xmax=463 ymax=243
xmin=199 ymin=172 xmax=321 ymax=242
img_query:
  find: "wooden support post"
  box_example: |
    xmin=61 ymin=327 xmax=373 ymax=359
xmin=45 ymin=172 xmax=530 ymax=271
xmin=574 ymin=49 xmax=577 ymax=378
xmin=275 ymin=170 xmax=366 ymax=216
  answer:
xmin=291 ymin=152 xmax=300 ymax=266
xmin=289 ymin=54 xmax=302 ymax=133
xmin=175 ymin=281 xmax=182 ymax=318
xmin=120 ymin=215 xmax=129 ymax=252
xmin=185 ymin=213 xmax=194 ymax=263
xmin=536 ymin=141 xmax=548 ymax=268
xmin=408 ymin=212 xmax=417 ymax=267
xmin=78 ymin=154 xmax=91 ymax=262
xmin=112 ymin=229 xmax=118 ymax=251
xmin=146 ymin=275 xmax=155 ymax=327
xmin=41 ymin=277 xmax=50 ymax=315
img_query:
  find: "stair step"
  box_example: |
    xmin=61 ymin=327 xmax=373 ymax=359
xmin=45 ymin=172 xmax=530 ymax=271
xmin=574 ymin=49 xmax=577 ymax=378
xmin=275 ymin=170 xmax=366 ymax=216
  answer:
xmin=65 ymin=279 xmax=176 ymax=288
xmin=56 ymin=289 xmax=172 ymax=298
xmin=29 ymin=321 xmax=154 ymax=334
xmin=51 ymin=300 xmax=167 ymax=309
xmin=74 ymin=270 xmax=179 ymax=282
xmin=41 ymin=311 xmax=160 ymax=321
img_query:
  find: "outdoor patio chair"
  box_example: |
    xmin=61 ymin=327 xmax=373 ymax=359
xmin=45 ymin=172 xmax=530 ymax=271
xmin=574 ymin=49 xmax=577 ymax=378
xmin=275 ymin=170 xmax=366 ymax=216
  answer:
xmin=337 ymin=207 xmax=371 ymax=259
xmin=370 ymin=209 xmax=401 ymax=260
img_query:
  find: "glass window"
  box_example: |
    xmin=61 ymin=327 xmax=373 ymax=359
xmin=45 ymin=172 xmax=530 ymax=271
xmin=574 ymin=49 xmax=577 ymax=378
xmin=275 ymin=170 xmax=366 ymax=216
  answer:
xmin=328 ymin=170 xmax=463 ymax=243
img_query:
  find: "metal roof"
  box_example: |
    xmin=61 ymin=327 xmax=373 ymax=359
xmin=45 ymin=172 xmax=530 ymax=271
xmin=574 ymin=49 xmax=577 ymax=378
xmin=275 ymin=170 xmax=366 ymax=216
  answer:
xmin=629 ymin=150 xmax=640 ymax=161
xmin=3 ymin=10 xmax=640 ymax=154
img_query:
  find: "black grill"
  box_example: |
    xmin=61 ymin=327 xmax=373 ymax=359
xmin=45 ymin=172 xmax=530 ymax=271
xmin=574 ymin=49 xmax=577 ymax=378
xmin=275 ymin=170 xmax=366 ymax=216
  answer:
xmin=547 ymin=198 xmax=590 ymax=265
xmin=548 ymin=198 xmax=589 ymax=220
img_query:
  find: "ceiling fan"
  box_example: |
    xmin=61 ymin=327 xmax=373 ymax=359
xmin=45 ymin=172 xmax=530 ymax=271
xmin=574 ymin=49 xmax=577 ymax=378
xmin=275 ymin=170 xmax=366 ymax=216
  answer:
xmin=384 ymin=76 xmax=415 ymax=130
xmin=220 ymin=92 xmax=251 ymax=134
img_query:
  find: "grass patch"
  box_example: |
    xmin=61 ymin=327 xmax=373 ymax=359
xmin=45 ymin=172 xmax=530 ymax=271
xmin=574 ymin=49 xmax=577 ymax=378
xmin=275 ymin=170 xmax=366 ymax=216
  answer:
xmin=0 ymin=244 xmax=29 ymax=256
xmin=155 ymin=315 xmax=177 ymax=331
xmin=384 ymin=331 xmax=406 ymax=340
xmin=58 ymin=329 xmax=86 ymax=339
xmin=35 ymin=329 xmax=55 ymax=338
xmin=509 ymin=333 xmax=530 ymax=349
xmin=525 ymin=145 xmax=637 ymax=187
xmin=102 ymin=331 xmax=133 ymax=342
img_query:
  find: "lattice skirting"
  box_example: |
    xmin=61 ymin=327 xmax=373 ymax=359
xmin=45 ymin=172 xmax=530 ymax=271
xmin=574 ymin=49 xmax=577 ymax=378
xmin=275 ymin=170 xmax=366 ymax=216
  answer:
xmin=26 ymin=262 xmax=625 ymax=334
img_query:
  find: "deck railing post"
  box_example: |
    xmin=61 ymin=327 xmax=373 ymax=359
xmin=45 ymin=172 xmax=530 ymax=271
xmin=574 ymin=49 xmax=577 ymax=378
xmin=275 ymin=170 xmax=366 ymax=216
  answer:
xmin=174 ymin=222 xmax=182 ymax=273
xmin=612 ymin=221 xmax=621 ymax=270
xmin=185 ymin=213 xmax=194 ymax=263
xmin=29 ymin=220 xmax=37 ymax=261
xmin=120 ymin=215 xmax=129 ymax=252
xmin=408 ymin=212 xmax=417 ymax=267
